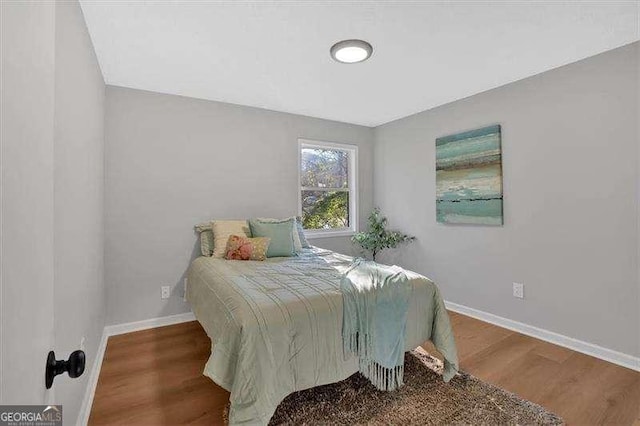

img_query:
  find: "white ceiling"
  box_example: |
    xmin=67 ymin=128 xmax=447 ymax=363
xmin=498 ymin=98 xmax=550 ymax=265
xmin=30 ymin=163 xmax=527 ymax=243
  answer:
xmin=80 ymin=1 xmax=639 ymax=127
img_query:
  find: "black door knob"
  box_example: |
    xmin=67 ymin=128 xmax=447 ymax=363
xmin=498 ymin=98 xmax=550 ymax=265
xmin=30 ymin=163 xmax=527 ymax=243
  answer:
xmin=45 ymin=350 xmax=85 ymax=389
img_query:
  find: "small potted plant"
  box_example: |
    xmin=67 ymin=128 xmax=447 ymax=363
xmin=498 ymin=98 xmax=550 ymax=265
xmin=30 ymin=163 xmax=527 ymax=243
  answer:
xmin=351 ymin=208 xmax=415 ymax=261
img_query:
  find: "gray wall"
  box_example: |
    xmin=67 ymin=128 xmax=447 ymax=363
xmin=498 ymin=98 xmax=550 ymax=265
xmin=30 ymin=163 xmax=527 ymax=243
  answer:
xmin=637 ymin=42 xmax=640 ymax=359
xmin=373 ymin=42 xmax=639 ymax=357
xmin=105 ymin=87 xmax=373 ymax=325
xmin=53 ymin=1 xmax=105 ymax=423
xmin=1 ymin=0 xmax=57 ymax=406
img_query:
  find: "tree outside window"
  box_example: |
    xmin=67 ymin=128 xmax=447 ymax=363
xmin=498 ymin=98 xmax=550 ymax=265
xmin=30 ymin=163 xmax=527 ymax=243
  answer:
xmin=299 ymin=140 xmax=357 ymax=236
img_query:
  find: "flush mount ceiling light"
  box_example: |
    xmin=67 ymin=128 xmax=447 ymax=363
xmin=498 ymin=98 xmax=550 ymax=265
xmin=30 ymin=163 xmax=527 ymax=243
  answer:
xmin=330 ymin=39 xmax=373 ymax=64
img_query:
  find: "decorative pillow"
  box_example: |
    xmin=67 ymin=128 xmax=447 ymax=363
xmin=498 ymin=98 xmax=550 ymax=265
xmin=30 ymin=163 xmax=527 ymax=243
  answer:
xmin=225 ymin=235 xmax=270 ymax=261
xmin=212 ymin=220 xmax=251 ymax=258
xmin=249 ymin=218 xmax=297 ymax=257
xmin=195 ymin=222 xmax=214 ymax=256
xmin=258 ymin=217 xmax=303 ymax=253
xmin=295 ymin=216 xmax=311 ymax=248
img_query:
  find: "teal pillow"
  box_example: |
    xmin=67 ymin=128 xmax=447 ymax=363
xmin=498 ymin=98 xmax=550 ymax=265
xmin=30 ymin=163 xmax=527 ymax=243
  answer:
xmin=249 ymin=218 xmax=297 ymax=257
xmin=295 ymin=216 xmax=311 ymax=248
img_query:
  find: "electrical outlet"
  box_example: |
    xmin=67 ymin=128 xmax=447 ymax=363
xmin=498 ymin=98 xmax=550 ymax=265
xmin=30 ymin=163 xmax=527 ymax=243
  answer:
xmin=513 ymin=282 xmax=524 ymax=299
xmin=161 ymin=285 xmax=171 ymax=299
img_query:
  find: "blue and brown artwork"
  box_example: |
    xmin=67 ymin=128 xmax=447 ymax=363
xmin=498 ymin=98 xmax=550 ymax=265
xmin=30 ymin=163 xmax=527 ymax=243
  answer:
xmin=436 ymin=125 xmax=503 ymax=225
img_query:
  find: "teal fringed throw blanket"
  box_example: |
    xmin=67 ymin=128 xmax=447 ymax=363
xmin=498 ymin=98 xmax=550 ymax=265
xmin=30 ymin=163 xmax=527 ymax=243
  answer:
xmin=341 ymin=259 xmax=412 ymax=391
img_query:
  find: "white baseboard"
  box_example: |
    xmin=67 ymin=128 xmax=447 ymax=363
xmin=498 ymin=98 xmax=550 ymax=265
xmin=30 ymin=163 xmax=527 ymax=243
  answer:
xmin=445 ymin=300 xmax=640 ymax=372
xmin=76 ymin=312 xmax=196 ymax=425
xmin=76 ymin=330 xmax=108 ymax=426
xmin=103 ymin=311 xmax=196 ymax=336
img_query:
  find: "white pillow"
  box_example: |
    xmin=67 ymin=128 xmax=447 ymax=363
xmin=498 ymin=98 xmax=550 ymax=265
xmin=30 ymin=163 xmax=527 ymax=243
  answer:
xmin=212 ymin=220 xmax=251 ymax=258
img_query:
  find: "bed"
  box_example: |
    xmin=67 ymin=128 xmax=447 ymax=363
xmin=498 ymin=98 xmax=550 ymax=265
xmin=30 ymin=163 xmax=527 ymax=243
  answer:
xmin=187 ymin=247 xmax=458 ymax=425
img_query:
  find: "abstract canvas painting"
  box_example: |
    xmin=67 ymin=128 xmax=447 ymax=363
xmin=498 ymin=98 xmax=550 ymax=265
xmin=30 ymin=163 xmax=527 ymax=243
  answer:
xmin=436 ymin=125 xmax=503 ymax=225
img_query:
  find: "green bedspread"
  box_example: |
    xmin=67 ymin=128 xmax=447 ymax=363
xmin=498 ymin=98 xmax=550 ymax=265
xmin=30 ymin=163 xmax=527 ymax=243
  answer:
xmin=187 ymin=247 xmax=458 ymax=425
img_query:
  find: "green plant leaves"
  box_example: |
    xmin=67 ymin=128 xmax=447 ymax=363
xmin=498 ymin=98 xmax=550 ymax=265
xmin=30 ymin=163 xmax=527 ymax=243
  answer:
xmin=351 ymin=208 xmax=415 ymax=261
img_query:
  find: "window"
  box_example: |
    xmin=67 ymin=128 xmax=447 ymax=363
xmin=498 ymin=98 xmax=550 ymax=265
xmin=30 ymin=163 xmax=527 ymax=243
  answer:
xmin=298 ymin=139 xmax=358 ymax=237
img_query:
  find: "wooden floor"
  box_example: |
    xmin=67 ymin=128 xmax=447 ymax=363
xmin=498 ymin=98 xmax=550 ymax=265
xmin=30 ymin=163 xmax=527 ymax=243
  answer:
xmin=89 ymin=312 xmax=640 ymax=425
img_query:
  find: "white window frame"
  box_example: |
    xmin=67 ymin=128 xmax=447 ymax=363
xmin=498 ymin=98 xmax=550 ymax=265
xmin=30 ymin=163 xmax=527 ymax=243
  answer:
xmin=298 ymin=138 xmax=358 ymax=239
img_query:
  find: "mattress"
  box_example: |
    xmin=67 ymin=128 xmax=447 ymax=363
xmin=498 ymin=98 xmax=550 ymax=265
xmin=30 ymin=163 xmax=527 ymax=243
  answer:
xmin=187 ymin=247 xmax=458 ymax=425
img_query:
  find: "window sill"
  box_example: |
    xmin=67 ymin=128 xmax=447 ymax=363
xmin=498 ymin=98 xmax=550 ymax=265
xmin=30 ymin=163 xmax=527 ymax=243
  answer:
xmin=304 ymin=230 xmax=356 ymax=239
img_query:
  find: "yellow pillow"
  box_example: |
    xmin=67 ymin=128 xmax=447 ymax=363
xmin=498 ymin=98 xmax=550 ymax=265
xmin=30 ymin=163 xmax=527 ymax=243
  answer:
xmin=212 ymin=220 xmax=251 ymax=258
xmin=225 ymin=235 xmax=271 ymax=261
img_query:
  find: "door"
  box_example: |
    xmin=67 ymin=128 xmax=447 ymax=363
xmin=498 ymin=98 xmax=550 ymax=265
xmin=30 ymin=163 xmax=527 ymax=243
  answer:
xmin=1 ymin=0 xmax=57 ymax=407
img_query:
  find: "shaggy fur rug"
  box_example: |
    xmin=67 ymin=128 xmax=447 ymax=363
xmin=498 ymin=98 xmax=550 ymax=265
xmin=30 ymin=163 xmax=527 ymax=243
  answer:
xmin=263 ymin=348 xmax=563 ymax=425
